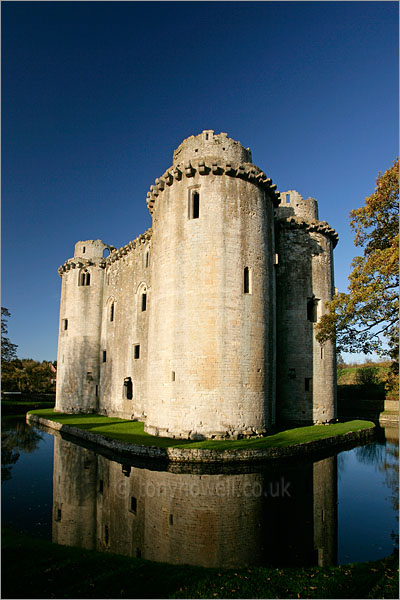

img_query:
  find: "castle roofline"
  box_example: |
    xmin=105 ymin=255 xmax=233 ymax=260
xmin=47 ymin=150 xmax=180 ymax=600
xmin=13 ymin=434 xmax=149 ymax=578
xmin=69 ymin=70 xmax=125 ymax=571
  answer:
xmin=276 ymin=216 xmax=339 ymax=248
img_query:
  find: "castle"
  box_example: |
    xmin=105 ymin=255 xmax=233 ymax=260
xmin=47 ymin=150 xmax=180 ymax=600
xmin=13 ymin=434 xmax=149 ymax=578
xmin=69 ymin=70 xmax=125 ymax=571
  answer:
xmin=55 ymin=130 xmax=338 ymax=439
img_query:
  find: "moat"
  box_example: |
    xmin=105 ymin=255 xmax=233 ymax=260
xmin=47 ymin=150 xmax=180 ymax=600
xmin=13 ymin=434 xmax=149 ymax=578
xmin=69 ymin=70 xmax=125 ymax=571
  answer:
xmin=2 ymin=415 xmax=398 ymax=569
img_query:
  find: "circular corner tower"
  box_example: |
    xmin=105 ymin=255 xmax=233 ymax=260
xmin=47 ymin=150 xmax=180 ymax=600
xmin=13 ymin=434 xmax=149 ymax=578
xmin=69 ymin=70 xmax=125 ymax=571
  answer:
xmin=145 ymin=130 xmax=280 ymax=439
xmin=275 ymin=191 xmax=338 ymax=424
xmin=55 ymin=239 xmax=111 ymax=413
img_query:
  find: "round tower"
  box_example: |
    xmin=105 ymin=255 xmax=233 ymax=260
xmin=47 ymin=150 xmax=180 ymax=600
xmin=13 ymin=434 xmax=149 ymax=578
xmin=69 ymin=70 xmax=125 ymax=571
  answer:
xmin=275 ymin=191 xmax=338 ymax=424
xmin=146 ymin=130 xmax=280 ymax=439
xmin=56 ymin=239 xmax=111 ymax=413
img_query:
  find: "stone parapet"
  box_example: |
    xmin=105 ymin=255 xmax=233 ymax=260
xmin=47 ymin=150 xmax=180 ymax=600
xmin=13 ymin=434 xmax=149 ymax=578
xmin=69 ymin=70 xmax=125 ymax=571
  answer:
xmin=58 ymin=229 xmax=152 ymax=276
xmin=146 ymin=160 xmax=281 ymax=215
xmin=276 ymin=216 xmax=339 ymax=248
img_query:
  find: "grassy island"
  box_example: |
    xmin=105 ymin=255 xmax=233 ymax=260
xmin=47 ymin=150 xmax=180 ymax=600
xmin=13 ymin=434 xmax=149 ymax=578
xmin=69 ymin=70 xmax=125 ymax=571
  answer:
xmin=27 ymin=408 xmax=374 ymax=451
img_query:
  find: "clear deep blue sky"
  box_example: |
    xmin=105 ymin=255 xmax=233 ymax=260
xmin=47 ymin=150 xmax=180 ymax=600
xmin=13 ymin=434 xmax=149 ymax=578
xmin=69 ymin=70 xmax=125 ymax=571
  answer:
xmin=2 ymin=1 xmax=398 ymax=362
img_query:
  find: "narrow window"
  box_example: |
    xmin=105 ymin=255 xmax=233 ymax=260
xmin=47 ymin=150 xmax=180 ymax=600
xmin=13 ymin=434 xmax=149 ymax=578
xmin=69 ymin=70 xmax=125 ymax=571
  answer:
xmin=145 ymin=251 xmax=150 ymax=268
xmin=110 ymin=302 xmax=114 ymax=322
xmin=123 ymin=377 xmax=133 ymax=400
xmin=244 ymin=267 xmax=252 ymax=294
xmin=192 ymin=191 xmax=199 ymax=219
xmin=188 ymin=189 xmax=200 ymax=219
xmin=62 ymin=319 xmax=68 ymax=330
xmin=102 ymin=350 xmax=107 ymax=363
xmin=205 ymin=133 xmax=209 ymax=140
xmin=141 ymin=293 xmax=147 ymax=311
xmin=136 ymin=548 xmax=142 ymax=558
xmin=134 ymin=345 xmax=140 ymax=359
xmin=79 ymin=270 xmax=90 ymax=286
xmin=305 ymin=378 xmax=312 ymax=392
xmin=130 ymin=497 xmax=137 ymax=514
xmin=307 ymin=298 xmax=318 ymax=322
xmin=55 ymin=508 xmax=62 ymax=522
xmin=103 ymin=248 xmax=110 ymax=258
xmin=169 ymin=514 xmax=173 ymax=526
xmin=99 ymin=480 xmax=104 ymax=494
xmin=320 ymin=346 xmax=325 ymax=360
xmin=104 ymin=525 xmax=109 ymax=545
xmin=171 ymin=371 xmax=175 ymax=382
xmin=95 ymin=385 xmax=99 ymax=397
xmin=82 ymin=246 xmax=86 ymax=254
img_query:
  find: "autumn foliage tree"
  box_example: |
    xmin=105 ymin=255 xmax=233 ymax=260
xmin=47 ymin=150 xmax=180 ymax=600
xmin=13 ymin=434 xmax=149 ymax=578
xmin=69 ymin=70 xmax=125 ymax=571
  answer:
xmin=316 ymin=159 xmax=399 ymax=393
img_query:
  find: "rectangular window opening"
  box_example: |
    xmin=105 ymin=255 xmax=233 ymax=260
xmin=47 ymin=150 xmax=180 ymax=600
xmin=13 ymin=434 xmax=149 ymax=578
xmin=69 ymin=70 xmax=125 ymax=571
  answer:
xmin=102 ymin=350 xmax=107 ymax=363
xmin=55 ymin=508 xmax=62 ymax=522
xmin=104 ymin=525 xmax=109 ymax=545
xmin=171 ymin=371 xmax=175 ymax=382
xmin=99 ymin=480 xmax=104 ymax=494
xmin=188 ymin=189 xmax=200 ymax=219
xmin=244 ymin=267 xmax=252 ymax=294
xmin=141 ymin=293 xmax=147 ymax=311
xmin=110 ymin=303 xmax=114 ymax=322
xmin=169 ymin=514 xmax=173 ymax=526
xmin=145 ymin=251 xmax=150 ymax=268
xmin=307 ymin=298 xmax=319 ymax=322
xmin=136 ymin=548 xmax=142 ymax=558
xmin=320 ymin=346 xmax=325 ymax=360
xmin=305 ymin=378 xmax=312 ymax=392
xmin=62 ymin=319 xmax=68 ymax=330
xmin=130 ymin=496 xmax=137 ymax=514
xmin=134 ymin=345 xmax=140 ymax=359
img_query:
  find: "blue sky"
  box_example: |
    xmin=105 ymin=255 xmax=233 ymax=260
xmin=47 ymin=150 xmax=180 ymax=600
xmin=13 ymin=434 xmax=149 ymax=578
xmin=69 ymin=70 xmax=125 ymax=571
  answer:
xmin=2 ymin=1 xmax=398 ymax=362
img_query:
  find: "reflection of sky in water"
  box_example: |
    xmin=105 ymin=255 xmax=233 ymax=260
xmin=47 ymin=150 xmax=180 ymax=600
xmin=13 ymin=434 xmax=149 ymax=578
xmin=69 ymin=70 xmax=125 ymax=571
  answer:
xmin=2 ymin=418 xmax=398 ymax=567
xmin=337 ymin=440 xmax=398 ymax=564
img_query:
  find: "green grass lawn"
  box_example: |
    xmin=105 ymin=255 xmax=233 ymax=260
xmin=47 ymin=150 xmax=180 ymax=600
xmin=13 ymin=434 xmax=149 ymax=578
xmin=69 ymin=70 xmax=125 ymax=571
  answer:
xmin=28 ymin=408 xmax=374 ymax=451
xmin=2 ymin=528 xmax=398 ymax=599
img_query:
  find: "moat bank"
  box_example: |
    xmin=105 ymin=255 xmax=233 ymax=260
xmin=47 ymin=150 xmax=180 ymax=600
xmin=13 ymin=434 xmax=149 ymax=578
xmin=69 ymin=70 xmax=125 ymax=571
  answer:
xmin=2 ymin=528 xmax=398 ymax=599
xmin=27 ymin=410 xmax=375 ymax=463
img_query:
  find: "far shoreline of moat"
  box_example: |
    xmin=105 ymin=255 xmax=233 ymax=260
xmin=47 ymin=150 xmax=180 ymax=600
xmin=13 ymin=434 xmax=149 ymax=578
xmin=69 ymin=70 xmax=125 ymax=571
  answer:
xmin=27 ymin=409 xmax=376 ymax=464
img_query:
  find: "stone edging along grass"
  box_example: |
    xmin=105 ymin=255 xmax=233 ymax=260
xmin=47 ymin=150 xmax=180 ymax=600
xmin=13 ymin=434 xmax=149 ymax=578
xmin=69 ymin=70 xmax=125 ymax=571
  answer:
xmin=26 ymin=410 xmax=376 ymax=463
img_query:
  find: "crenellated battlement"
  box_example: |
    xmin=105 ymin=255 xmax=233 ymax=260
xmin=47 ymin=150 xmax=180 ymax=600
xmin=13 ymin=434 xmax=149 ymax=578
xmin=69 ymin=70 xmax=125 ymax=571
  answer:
xmin=173 ymin=130 xmax=252 ymax=166
xmin=58 ymin=229 xmax=152 ymax=276
xmin=276 ymin=216 xmax=339 ymax=247
xmin=146 ymin=159 xmax=281 ymax=215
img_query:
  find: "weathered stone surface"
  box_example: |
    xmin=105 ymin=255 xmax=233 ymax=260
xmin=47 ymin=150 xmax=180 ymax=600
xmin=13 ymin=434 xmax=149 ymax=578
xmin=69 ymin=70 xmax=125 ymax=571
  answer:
xmin=55 ymin=130 xmax=339 ymax=439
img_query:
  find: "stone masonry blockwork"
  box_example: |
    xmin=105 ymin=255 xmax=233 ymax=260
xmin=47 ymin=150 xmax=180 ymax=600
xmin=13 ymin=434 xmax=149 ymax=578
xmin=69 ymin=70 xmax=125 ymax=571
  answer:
xmin=55 ymin=131 xmax=338 ymax=438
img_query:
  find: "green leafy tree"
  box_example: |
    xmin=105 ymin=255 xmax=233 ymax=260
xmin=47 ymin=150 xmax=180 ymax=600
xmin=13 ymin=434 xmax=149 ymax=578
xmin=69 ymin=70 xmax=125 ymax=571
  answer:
xmin=317 ymin=160 xmax=399 ymax=392
xmin=1 ymin=308 xmax=18 ymax=363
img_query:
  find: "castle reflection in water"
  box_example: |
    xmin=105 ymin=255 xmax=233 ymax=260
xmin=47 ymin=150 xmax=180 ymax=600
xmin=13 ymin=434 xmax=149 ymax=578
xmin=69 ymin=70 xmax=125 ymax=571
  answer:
xmin=52 ymin=436 xmax=337 ymax=569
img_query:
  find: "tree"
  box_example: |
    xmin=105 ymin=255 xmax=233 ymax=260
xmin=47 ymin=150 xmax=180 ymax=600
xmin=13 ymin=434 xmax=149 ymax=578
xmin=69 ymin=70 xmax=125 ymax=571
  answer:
xmin=1 ymin=307 xmax=18 ymax=363
xmin=316 ymin=160 xmax=399 ymax=388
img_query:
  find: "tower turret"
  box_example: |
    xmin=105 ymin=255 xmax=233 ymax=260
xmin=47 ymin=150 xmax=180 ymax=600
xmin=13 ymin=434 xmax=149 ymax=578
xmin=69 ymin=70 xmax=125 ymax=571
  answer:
xmin=56 ymin=239 xmax=113 ymax=413
xmin=146 ymin=131 xmax=280 ymax=439
xmin=275 ymin=191 xmax=338 ymax=424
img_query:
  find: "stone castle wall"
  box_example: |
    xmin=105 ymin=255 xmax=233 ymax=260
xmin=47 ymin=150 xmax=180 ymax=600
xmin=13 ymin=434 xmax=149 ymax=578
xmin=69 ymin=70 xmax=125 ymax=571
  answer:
xmin=55 ymin=131 xmax=338 ymax=434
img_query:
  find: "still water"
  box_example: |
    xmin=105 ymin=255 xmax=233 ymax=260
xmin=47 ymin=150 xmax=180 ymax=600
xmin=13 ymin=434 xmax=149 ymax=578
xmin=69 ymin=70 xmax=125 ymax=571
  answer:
xmin=2 ymin=415 xmax=398 ymax=569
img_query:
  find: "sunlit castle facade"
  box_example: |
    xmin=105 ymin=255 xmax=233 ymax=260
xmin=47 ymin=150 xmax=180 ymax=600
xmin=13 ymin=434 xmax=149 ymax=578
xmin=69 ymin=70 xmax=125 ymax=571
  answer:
xmin=55 ymin=130 xmax=338 ymax=439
